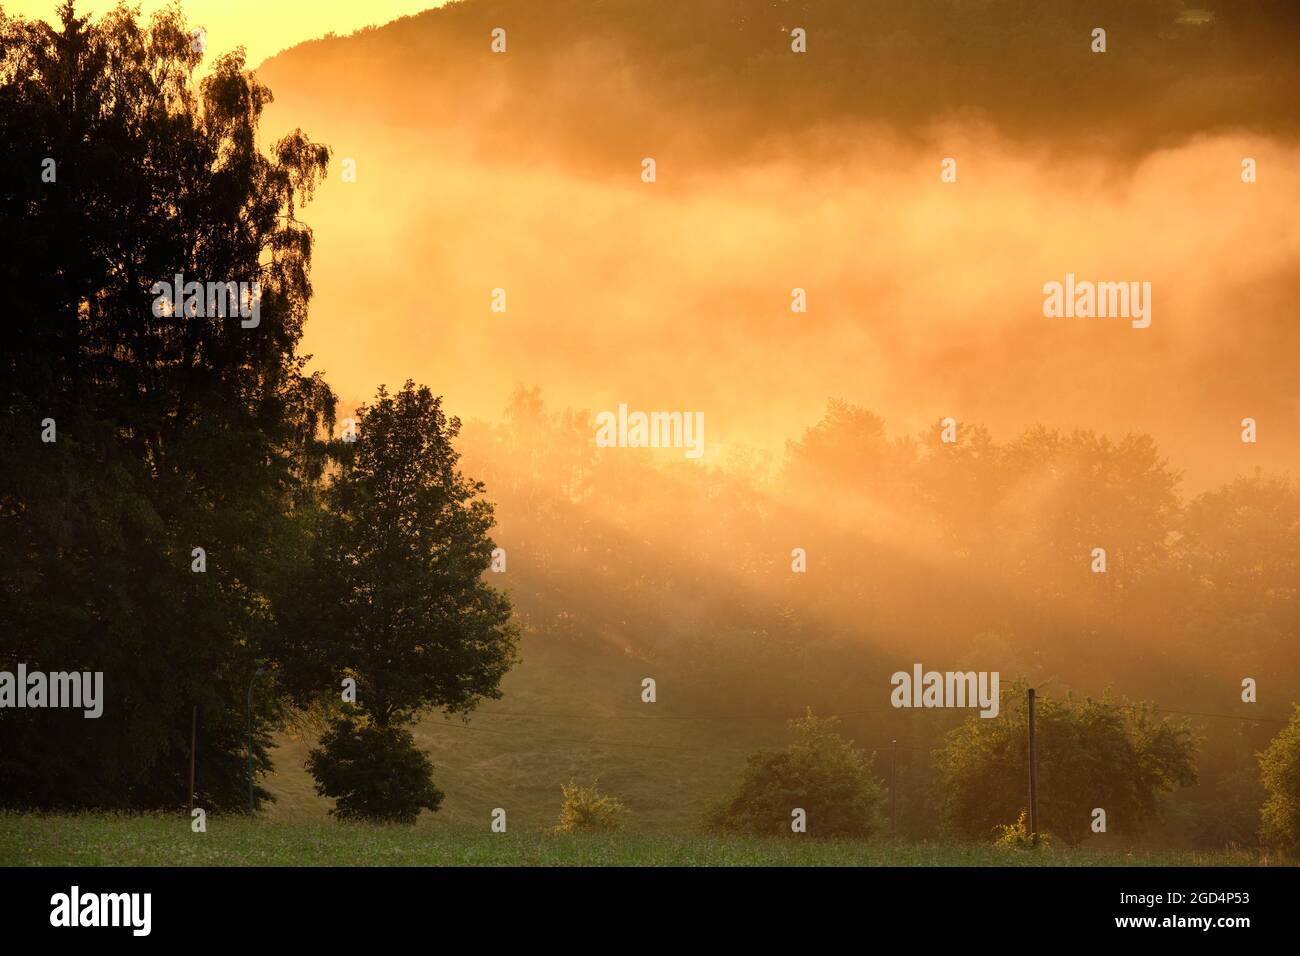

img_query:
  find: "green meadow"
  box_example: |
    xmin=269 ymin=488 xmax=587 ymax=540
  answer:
xmin=0 ymin=814 xmax=1269 ymax=867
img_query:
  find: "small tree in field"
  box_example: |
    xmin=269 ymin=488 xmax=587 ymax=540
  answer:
xmin=289 ymin=381 xmax=518 ymax=823
xmin=707 ymin=711 xmax=886 ymax=838
xmin=1259 ymin=705 xmax=1300 ymax=855
xmin=553 ymin=781 xmax=628 ymax=834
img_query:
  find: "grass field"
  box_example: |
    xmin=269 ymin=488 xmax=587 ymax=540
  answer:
xmin=2 ymin=640 xmax=1280 ymax=867
xmin=262 ymin=638 xmax=786 ymax=830
xmin=0 ymin=813 xmax=1271 ymax=867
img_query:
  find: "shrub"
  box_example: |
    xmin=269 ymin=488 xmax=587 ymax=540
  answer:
xmin=306 ymin=715 xmax=443 ymax=824
xmin=1259 ymin=705 xmax=1300 ymax=855
xmin=993 ymin=810 xmax=1052 ymax=849
xmin=553 ymin=781 xmax=628 ymax=833
xmin=707 ymin=711 xmax=886 ymax=838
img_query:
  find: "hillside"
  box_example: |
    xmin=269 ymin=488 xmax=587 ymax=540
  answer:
xmin=255 ymin=0 xmax=1300 ymax=166
xmin=263 ymin=636 xmax=797 ymax=831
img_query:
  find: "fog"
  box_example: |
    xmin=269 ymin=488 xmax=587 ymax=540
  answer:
xmin=255 ymin=12 xmax=1300 ymax=492
xmin=247 ymin=1 xmax=1300 ymax=842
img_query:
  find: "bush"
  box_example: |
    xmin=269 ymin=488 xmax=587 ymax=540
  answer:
xmin=1259 ymin=705 xmax=1300 ymax=855
xmin=553 ymin=781 xmax=628 ymax=834
xmin=707 ymin=711 xmax=886 ymax=838
xmin=934 ymin=680 xmax=1197 ymax=846
xmin=306 ymin=716 xmax=444 ymax=824
xmin=993 ymin=810 xmax=1052 ymax=850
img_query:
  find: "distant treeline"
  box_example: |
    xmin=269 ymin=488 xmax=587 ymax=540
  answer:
xmin=260 ymin=0 xmax=1300 ymax=165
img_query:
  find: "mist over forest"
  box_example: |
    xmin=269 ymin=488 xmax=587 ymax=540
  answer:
xmin=255 ymin=0 xmax=1300 ymax=491
xmin=245 ymin=0 xmax=1300 ymax=846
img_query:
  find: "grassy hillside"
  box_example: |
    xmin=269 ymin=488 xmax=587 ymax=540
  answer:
xmin=0 ymin=813 xmax=1270 ymax=867
xmin=262 ymin=636 xmax=788 ymax=831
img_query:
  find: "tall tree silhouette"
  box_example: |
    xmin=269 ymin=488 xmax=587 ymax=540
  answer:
xmin=0 ymin=2 xmax=333 ymax=809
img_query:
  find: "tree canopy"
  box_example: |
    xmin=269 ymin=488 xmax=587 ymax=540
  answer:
xmin=0 ymin=3 xmax=515 ymax=814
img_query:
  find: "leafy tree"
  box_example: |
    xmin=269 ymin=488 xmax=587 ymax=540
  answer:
xmin=0 ymin=1 xmax=332 ymax=810
xmin=708 ymin=711 xmax=886 ymax=838
xmin=291 ymin=381 xmax=518 ymax=820
xmin=305 ymin=713 xmax=443 ymax=825
xmin=1259 ymin=705 xmax=1300 ymax=855
xmin=1179 ymin=473 xmax=1300 ymax=687
xmin=935 ymin=681 xmax=1197 ymax=846
xmin=782 ymin=400 xmax=914 ymax=509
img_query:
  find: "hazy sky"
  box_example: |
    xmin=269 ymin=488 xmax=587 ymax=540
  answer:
xmin=6 ymin=0 xmax=445 ymax=67
xmin=14 ymin=0 xmax=1298 ymax=493
xmin=256 ymin=85 xmax=1300 ymax=491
